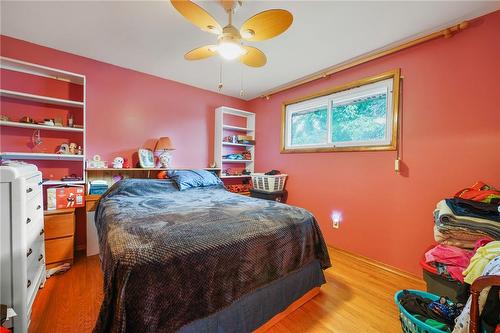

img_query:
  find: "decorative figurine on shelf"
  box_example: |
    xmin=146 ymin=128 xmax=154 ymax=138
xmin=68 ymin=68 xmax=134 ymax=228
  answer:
xmin=76 ymin=146 xmax=83 ymax=155
xmin=122 ymin=158 xmax=130 ymax=168
xmin=20 ymin=116 xmax=35 ymax=124
xmin=68 ymin=113 xmax=74 ymax=127
xmin=87 ymin=154 xmax=107 ymax=168
xmin=209 ymin=161 xmax=217 ymax=168
xmin=69 ymin=142 xmax=78 ymax=155
xmin=154 ymin=137 xmax=175 ymax=168
xmin=112 ymin=157 xmax=124 ymax=169
xmin=32 ymin=130 xmax=43 ymax=148
xmin=57 ymin=143 xmax=69 ymax=154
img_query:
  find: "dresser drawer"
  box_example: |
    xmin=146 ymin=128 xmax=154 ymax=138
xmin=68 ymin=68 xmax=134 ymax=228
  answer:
xmin=26 ymin=221 xmax=44 ymax=251
xmin=26 ymin=193 xmax=44 ymax=229
xmin=45 ymin=237 xmax=74 ymax=264
xmin=27 ymin=233 xmax=45 ymax=279
xmin=25 ymin=174 xmax=43 ymax=200
xmin=45 ymin=211 xmax=75 ymax=239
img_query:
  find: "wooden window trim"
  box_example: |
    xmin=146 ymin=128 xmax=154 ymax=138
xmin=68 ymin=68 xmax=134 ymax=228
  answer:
xmin=281 ymin=69 xmax=401 ymax=153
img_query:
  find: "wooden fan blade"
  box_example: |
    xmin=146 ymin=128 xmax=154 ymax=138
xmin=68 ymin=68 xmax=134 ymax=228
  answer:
xmin=240 ymin=46 xmax=267 ymax=67
xmin=171 ymin=0 xmax=222 ymax=34
xmin=185 ymin=45 xmax=217 ymax=60
xmin=240 ymin=9 xmax=293 ymax=41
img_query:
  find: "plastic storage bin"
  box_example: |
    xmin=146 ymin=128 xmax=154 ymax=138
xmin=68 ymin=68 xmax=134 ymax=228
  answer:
xmin=420 ymin=247 xmax=463 ymax=302
xmin=251 ymin=173 xmax=287 ymax=192
xmin=250 ymin=189 xmax=288 ymax=203
xmin=394 ymin=289 xmax=451 ymax=333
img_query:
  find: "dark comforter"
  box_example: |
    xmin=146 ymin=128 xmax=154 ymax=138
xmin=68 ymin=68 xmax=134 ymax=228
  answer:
xmin=93 ymin=179 xmax=331 ymax=333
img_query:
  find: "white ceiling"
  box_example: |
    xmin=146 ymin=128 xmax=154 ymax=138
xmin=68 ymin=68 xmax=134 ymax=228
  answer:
xmin=1 ymin=1 xmax=498 ymax=100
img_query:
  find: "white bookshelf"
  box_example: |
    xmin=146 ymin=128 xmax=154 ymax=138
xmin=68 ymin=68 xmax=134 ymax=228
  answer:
xmin=214 ymin=106 xmax=255 ymax=178
xmin=0 ymin=56 xmax=86 ymax=185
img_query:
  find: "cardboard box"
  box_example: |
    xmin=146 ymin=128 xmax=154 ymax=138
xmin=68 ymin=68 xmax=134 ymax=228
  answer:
xmin=237 ymin=135 xmax=253 ymax=141
xmin=47 ymin=186 xmax=85 ymax=210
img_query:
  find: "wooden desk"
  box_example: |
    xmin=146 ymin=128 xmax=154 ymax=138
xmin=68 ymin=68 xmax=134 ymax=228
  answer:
xmin=86 ymin=194 xmax=100 ymax=212
xmin=44 ymin=208 xmax=75 ymax=269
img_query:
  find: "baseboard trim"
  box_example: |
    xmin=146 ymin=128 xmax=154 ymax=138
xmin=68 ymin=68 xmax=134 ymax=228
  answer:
xmin=330 ymin=246 xmax=424 ymax=284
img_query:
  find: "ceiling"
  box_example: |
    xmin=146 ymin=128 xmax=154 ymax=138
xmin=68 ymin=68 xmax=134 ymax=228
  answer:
xmin=1 ymin=1 xmax=498 ymax=100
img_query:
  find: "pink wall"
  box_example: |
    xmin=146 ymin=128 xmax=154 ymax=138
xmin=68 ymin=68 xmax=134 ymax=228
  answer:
xmin=0 ymin=35 xmax=247 ymax=170
xmin=247 ymin=10 xmax=500 ymax=275
xmin=1 ymin=10 xmax=499 ymax=275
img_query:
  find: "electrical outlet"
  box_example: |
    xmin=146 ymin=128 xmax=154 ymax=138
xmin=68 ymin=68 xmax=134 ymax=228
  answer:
xmin=332 ymin=220 xmax=340 ymax=229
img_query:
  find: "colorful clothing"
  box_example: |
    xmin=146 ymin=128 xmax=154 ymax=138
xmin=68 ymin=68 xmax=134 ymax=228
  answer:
xmin=425 ymin=245 xmax=473 ymax=282
xmin=455 ymin=181 xmax=500 ymax=204
xmin=453 ymin=256 xmax=500 ymax=333
xmin=463 ymin=242 xmax=500 ymax=284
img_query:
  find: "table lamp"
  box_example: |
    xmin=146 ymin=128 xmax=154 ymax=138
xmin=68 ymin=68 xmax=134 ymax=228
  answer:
xmin=154 ymin=137 xmax=175 ymax=168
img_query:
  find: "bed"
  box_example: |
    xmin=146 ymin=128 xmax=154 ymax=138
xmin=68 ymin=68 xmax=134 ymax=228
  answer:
xmin=93 ymin=176 xmax=331 ymax=333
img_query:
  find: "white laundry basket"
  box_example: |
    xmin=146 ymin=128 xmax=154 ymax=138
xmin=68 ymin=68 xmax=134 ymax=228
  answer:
xmin=251 ymin=173 xmax=287 ymax=192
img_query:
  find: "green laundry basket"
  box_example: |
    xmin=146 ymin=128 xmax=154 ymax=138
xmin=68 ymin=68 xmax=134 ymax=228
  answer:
xmin=394 ymin=290 xmax=451 ymax=333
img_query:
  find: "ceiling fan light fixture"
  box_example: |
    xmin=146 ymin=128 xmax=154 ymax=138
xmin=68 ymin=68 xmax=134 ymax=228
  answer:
xmin=217 ymin=41 xmax=246 ymax=60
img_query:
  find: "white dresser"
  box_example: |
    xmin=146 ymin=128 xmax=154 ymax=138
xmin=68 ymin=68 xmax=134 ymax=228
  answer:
xmin=0 ymin=162 xmax=46 ymax=333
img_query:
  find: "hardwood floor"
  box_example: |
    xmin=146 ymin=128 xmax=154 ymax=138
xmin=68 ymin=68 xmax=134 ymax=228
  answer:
xmin=29 ymin=248 xmax=425 ymax=333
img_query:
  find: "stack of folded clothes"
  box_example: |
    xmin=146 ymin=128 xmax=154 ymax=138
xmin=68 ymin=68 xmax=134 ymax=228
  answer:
xmin=433 ymin=181 xmax=499 ymax=249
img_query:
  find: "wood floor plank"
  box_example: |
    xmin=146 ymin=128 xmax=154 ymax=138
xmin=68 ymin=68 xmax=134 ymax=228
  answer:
xmin=29 ymin=248 xmax=425 ymax=333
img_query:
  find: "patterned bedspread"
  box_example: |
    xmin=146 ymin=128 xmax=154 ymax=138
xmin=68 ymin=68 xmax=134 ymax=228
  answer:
xmin=93 ymin=179 xmax=331 ymax=333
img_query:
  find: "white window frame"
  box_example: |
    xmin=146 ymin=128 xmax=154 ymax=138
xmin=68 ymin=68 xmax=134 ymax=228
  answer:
xmin=285 ymin=96 xmax=330 ymax=148
xmin=281 ymin=69 xmax=400 ymax=153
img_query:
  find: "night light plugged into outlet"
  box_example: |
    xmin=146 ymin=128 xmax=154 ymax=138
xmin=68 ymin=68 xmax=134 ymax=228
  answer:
xmin=331 ymin=211 xmax=342 ymax=229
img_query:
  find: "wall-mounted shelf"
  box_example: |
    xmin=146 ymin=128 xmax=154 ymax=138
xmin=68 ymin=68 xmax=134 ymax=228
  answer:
xmin=222 ymin=142 xmax=254 ymax=147
xmin=86 ymin=168 xmax=168 ymax=171
xmin=1 ymin=56 xmax=85 ymax=85
xmin=0 ymin=152 xmax=84 ymax=161
xmin=222 ymin=125 xmax=255 ymax=132
xmin=0 ymin=120 xmax=84 ymax=132
xmin=0 ymin=89 xmax=84 ymax=108
xmin=43 ymin=180 xmax=85 ymax=186
xmin=221 ymin=159 xmax=253 ymax=163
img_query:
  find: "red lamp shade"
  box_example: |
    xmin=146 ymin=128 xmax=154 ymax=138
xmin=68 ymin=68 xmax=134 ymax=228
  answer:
xmin=154 ymin=137 xmax=175 ymax=151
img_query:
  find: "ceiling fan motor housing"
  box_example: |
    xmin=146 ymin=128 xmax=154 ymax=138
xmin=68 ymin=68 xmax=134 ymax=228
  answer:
xmin=219 ymin=24 xmax=242 ymax=44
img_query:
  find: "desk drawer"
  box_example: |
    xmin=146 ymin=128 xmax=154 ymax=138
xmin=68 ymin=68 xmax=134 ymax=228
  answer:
xmin=45 ymin=237 xmax=74 ymax=264
xmin=45 ymin=212 xmax=74 ymax=239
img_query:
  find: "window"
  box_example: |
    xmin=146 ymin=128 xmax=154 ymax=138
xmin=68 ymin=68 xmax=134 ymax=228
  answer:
xmin=282 ymin=69 xmax=400 ymax=152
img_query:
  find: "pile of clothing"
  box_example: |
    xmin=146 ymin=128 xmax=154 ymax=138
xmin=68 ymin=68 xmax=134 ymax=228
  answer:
xmin=420 ymin=181 xmax=500 ymax=332
xmin=399 ymin=291 xmax=463 ymax=332
xmin=434 ymin=182 xmax=500 ymax=248
xmin=453 ymin=255 xmax=499 ymax=333
xmin=419 ymin=243 xmax=499 ymax=332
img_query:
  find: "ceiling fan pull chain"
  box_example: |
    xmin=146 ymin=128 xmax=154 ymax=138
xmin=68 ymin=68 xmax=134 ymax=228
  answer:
xmin=218 ymin=62 xmax=224 ymax=91
xmin=240 ymin=66 xmax=245 ymax=97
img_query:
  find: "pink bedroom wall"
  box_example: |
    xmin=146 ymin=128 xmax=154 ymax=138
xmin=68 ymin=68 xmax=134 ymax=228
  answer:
xmin=0 ymin=35 xmax=247 ymax=169
xmin=1 ymin=10 xmax=499 ymax=276
xmin=247 ymin=10 xmax=500 ymax=276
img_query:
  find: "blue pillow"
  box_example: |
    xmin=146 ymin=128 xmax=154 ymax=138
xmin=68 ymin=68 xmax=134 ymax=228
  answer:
xmin=167 ymin=169 xmax=223 ymax=191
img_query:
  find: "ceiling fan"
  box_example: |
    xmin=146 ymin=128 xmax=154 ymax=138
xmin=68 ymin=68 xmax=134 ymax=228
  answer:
xmin=170 ymin=0 xmax=293 ymax=67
